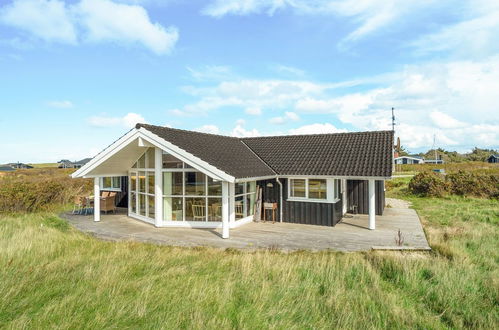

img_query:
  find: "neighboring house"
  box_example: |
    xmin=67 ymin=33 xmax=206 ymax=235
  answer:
xmin=0 ymin=165 xmax=16 ymax=172
xmin=487 ymin=155 xmax=499 ymax=163
xmin=58 ymin=158 xmax=92 ymax=169
xmin=394 ymin=155 xmax=424 ymax=165
xmin=7 ymin=162 xmax=33 ymax=169
xmin=424 ymin=159 xmax=445 ymax=164
xmin=72 ymin=124 xmax=393 ymax=239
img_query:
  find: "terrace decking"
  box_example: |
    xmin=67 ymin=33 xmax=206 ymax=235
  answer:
xmin=62 ymin=198 xmax=430 ymax=252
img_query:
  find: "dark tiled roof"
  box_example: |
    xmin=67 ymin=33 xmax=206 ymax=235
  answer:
xmin=137 ymin=124 xmax=393 ymax=179
xmin=242 ymin=131 xmax=393 ymax=177
xmin=137 ymin=124 xmax=276 ymax=178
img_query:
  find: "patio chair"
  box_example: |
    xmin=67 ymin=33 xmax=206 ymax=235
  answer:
xmin=192 ymin=204 xmax=206 ymax=221
xmin=100 ymin=194 xmax=116 ymax=214
xmin=210 ymin=204 xmax=222 ymax=221
xmin=101 ymin=191 xmax=110 ymax=198
xmin=235 ymin=203 xmax=244 ymax=219
xmin=72 ymin=196 xmax=84 ymax=215
xmin=82 ymin=196 xmax=94 ymax=215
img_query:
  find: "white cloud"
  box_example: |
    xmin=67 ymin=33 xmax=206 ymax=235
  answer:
xmin=273 ymin=64 xmax=305 ymax=77
xmin=88 ymin=112 xmax=146 ymax=128
xmin=75 ymin=0 xmax=178 ymax=55
xmin=187 ymin=65 xmax=234 ymax=81
xmin=47 ymin=100 xmax=73 ymax=108
xmin=245 ymin=106 xmax=262 ymax=115
xmin=289 ymin=123 xmax=348 ymax=135
xmin=269 ymin=111 xmax=300 ymax=124
xmin=202 ymin=0 xmax=434 ymax=46
xmin=0 ymin=0 xmax=178 ymax=54
xmin=0 ymin=0 xmax=77 ymax=44
xmin=195 ymin=124 xmax=220 ymax=134
xmin=429 ymin=111 xmax=466 ymax=129
xmin=231 ymin=124 xmax=260 ymax=137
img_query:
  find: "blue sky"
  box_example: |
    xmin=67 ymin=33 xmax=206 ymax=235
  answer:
xmin=1 ymin=0 xmax=498 ymax=163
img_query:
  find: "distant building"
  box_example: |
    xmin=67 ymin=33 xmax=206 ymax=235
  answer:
xmin=0 ymin=165 xmax=16 ymax=172
xmin=58 ymin=158 xmax=92 ymax=169
xmin=6 ymin=162 xmax=33 ymax=169
xmin=425 ymin=159 xmax=445 ymax=164
xmin=394 ymin=155 xmax=424 ymax=165
xmin=488 ymin=155 xmax=499 ymax=163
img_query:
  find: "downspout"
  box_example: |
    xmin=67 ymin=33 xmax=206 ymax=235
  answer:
xmin=276 ymin=177 xmax=283 ymax=223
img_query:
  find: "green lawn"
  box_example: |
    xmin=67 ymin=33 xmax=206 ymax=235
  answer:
xmin=0 ymin=183 xmax=498 ymax=328
xmin=28 ymin=163 xmax=60 ymax=168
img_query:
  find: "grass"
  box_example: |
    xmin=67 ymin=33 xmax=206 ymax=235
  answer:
xmin=28 ymin=163 xmax=60 ymax=168
xmin=0 ymin=181 xmax=498 ymax=328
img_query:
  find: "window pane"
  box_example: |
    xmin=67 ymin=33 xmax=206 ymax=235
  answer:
xmin=146 ymin=148 xmax=155 ymax=169
xmin=148 ymin=195 xmax=155 ymax=218
xmin=130 ymin=173 xmax=137 ymax=192
xmin=246 ymin=193 xmax=256 ymax=217
xmin=137 ymin=153 xmax=146 ymax=168
xmin=246 ymin=181 xmax=256 ymax=193
xmin=147 ymin=172 xmax=155 ymax=194
xmin=103 ymin=177 xmax=112 ymax=189
xmin=112 ymin=177 xmax=121 ymax=189
xmin=208 ymin=198 xmax=222 ymax=221
xmin=185 ymin=172 xmax=206 ymax=196
xmin=139 ymin=194 xmax=146 ymax=216
xmin=309 ymin=179 xmax=327 ymax=199
xmin=185 ymin=197 xmax=206 ymax=221
xmin=163 ymin=197 xmax=183 ymax=221
xmin=235 ymin=196 xmax=244 ymax=220
xmin=131 ymin=192 xmax=136 ymax=213
xmin=290 ymin=179 xmax=306 ymax=198
xmin=163 ymin=172 xmax=182 ymax=195
xmin=235 ymin=183 xmax=244 ymax=196
xmin=162 ymin=153 xmax=183 ymax=169
xmin=139 ymin=172 xmax=146 ymax=193
xmin=207 ymin=177 xmax=222 ymax=196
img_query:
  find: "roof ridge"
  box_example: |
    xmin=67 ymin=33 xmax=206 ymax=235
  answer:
xmin=136 ymin=123 xmax=239 ymax=139
xmin=239 ymin=139 xmax=279 ymax=176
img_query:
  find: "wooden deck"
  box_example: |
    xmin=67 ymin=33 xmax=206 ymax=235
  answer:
xmin=62 ymin=198 xmax=430 ymax=252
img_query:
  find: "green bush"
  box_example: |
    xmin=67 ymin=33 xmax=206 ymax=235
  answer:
xmin=408 ymin=170 xmax=499 ymax=198
xmin=0 ymin=169 xmax=92 ymax=213
xmin=408 ymin=172 xmax=449 ymax=197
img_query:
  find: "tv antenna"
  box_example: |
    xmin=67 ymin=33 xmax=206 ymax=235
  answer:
xmin=391 ymin=107 xmax=395 ymax=131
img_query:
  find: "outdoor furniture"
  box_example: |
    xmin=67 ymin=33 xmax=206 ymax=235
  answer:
xmin=263 ymin=202 xmax=278 ymax=224
xmin=192 ymin=204 xmax=206 ymax=221
xmin=100 ymin=194 xmax=116 ymax=214
xmin=210 ymin=204 xmax=222 ymax=221
xmin=101 ymin=191 xmax=110 ymax=198
xmin=72 ymin=196 xmax=84 ymax=215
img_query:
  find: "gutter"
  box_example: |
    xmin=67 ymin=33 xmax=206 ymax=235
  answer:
xmin=276 ymin=177 xmax=283 ymax=223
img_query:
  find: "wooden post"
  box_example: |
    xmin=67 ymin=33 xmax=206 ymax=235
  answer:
xmin=94 ymin=177 xmax=100 ymax=222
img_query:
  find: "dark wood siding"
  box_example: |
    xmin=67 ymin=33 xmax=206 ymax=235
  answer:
xmin=346 ymin=180 xmax=385 ymax=215
xmin=257 ymin=178 xmax=343 ymax=227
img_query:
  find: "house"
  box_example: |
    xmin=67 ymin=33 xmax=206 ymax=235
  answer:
xmin=0 ymin=165 xmax=16 ymax=172
xmin=59 ymin=158 xmax=92 ymax=169
xmin=487 ymin=155 xmax=499 ymax=163
xmin=424 ymin=159 xmax=445 ymax=164
xmin=72 ymin=124 xmax=393 ymax=239
xmin=6 ymin=162 xmax=33 ymax=169
xmin=394 ymin=155 xmax=424 ymax=165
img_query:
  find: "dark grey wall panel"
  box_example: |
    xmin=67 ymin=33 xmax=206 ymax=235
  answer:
xmin=257 ymin=178 xmax=342 ymax=227
xmin=346 ymin=180 xmax=385 ymax=215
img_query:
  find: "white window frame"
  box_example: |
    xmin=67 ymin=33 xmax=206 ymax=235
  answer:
xmin=100 ymin=176 xmax=122 ymax=191
xmin=234 ymin=182 xmax=257 ymax=219
xmin=287 ymin=177 xmax=339 ymax=203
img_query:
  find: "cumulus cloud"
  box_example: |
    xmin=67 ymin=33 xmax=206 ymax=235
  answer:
xmin=231 ymin=123 xmax=260 ymax=137
xmin=195 ymin=124 xmax=220 ymax=134
xmin=47 ymin=100 xmax=73 ymax=108
xmin=245 ymin=106 xmax=262 ymax=115
xmin=269 ymin=111 xmax=300 ymax=125
xmin=289 ymin=123 xmax=347 ymax=135
xmin=0 ymin=0 xmax=77 ymax=44
xmin=88 ymin=112 xmax=146 ymax=128
xmin=0 ymin=0 xmax=178 ymax=54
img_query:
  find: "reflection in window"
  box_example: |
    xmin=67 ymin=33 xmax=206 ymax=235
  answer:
xmin=207 ymin=177 xmax=222 ymax=196
xmin=290 ymin=179 xmax=306 ymax=198
xmin=208 ymin=198 xmax=222 ymax=221
xmin=308 ymin=179 xmax=327 ymax=199
xmin=162 ymin=153 xmax=183 ymax=168
xmin=163 ymin=197 xmax=183 ymax=221
xmin=163 ymin=172 xmax=182 ymax=195
xmin=185 ymin=172 xmax=206 ymax=196
xmin=147 ymin=172 xmax=155 ymax=194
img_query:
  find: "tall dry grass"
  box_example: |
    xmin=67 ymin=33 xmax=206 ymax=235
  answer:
xmin=0 ymin=168 xmax=92 ymax=213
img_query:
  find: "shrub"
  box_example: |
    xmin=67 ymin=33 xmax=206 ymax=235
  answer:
xmin=446 ymin=171 xmax=499 ymax=198
xmin=0 ymin=168 xmax=92 ymax=213
xmin=408 ymin=172 xmax=449 ymax=197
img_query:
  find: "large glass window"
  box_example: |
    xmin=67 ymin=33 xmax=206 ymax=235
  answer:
xmin=163 ymin=197 xmax=183 ymax=221
xmin=234 ymin=181 xmax=257 ymax=220
xmin=130 ymin=148 xmax=157 ymax=220
xmin=163 ymin=172 xmax=182 ymax=195
xmin=185 ymin=172 xmax=206 ymax=196
xmin=162 ymin=153 xmax=183 ymax=169
xmin=288 ymin=178 xmax=336 ymax=202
